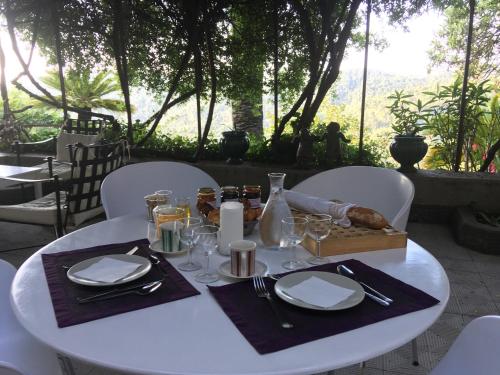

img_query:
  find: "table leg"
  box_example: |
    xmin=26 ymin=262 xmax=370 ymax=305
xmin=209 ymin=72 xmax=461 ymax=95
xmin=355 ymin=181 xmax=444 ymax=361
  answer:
xmin=412 ymin=338 xmax=420 ymax=366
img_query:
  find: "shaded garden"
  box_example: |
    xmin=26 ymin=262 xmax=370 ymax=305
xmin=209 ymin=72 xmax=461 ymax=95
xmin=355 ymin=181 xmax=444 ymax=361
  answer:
xmin=0 ymin=0 xmax=498 ymax=172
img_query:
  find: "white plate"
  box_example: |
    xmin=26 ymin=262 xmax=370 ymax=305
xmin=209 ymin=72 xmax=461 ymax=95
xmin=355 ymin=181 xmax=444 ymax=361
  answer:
xmin=274 ymin=271 xmax=365 ymax=311
xmin=218 ymin=260 xmax=268 ymax=280
xmin=149 ymin=240 xmax=187 ymax=256
xmin=67 ymin=254 xmax=151 ymax=287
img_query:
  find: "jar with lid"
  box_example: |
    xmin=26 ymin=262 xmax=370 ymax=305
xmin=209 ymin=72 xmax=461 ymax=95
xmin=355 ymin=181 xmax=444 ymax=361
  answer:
xmin=197 ymin=187 xmax=217 ymax=217
xmin=220 ymin=186 xmax=240 ymax=203
xmin=242 ymin=185 xmax=261 ymax=209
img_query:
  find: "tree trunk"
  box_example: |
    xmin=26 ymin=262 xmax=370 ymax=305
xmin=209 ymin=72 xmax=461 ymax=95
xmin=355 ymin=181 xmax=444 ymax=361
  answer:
xmin=229 ymin=1 xmax=265 ymax=137
xmin=232 ymin=98 xmax=263 ymax=136
xmin=77 ymin=107 xmax=92 ymax=121
xmin=0 ymin=39 xmax=10 ymax=120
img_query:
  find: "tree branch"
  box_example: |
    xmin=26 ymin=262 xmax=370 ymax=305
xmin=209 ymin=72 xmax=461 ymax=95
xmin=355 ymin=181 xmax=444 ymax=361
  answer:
xmin=479 ymin=139 xmax=500 ymax=172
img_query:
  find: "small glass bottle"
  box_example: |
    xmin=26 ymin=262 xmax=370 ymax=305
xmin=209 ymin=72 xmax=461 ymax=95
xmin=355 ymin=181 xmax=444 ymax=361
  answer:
xmin=197 ymin=187 xmax=217 ymax=217
xmin=259 ymin=173 xmax=292 ymax=248
xmin=242 ymin=185 xmax=261 ymax=208
xmin=220 ymin=186 xmax=240 ymax=203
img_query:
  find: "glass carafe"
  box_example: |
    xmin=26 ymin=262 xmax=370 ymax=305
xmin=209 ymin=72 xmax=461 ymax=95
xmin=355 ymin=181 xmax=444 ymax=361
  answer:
xmin=259 ymin=173 xmax=292 ymax=248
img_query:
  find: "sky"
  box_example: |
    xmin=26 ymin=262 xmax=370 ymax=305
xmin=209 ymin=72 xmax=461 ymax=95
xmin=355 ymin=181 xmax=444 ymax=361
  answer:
xmin=341 ymin=10 xmax=445 ymax=77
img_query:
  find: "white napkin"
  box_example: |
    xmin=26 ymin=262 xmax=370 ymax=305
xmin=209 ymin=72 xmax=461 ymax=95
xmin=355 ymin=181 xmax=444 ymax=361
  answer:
xmin=73 ymin=257 xmax=142 ymax=283
xmin=283 ymin=276 xmax=355 ymax=308
xmin=284 ymin=190 xmax=356 ymax=227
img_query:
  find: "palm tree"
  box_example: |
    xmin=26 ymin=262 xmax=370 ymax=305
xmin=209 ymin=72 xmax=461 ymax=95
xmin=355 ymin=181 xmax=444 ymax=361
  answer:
xmin=38 ymin=69 xmax=126 ymax=120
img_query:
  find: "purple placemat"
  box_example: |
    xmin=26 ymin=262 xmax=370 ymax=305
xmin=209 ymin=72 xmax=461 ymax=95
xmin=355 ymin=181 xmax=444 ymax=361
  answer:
xmin=42 ymin=239 xmax=200 ymax=328
xmin=208 ymin=259 xmax=440 ymax=354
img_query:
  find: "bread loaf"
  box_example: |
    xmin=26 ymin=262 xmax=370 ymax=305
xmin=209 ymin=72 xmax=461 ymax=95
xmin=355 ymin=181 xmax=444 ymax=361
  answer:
xmin=346 ymin=207 xmax=388 ymax=229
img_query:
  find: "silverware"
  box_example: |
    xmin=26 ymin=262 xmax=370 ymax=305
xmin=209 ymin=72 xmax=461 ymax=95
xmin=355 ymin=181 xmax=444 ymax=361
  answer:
xmin=126 ymin=246 xmax=139 ymax=255
xmin=337 ymin=264 xmax=393 ymax=305
xmin=77 ymin=279 xmax=163 ymax=303
xmin=77 ymin=280 xmax=162 ymax=303
xmin=253 ymin=275 xmax=294 ymax=329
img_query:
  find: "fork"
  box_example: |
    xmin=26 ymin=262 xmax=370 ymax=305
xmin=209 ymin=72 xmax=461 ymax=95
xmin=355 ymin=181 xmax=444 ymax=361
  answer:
xmin=253 ymin=275 xmax=294 ymax=329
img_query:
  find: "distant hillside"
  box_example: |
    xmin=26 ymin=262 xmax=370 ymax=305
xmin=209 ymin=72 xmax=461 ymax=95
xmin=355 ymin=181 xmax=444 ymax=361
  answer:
xmin=331 ymin=69 xmax=452 ymax=129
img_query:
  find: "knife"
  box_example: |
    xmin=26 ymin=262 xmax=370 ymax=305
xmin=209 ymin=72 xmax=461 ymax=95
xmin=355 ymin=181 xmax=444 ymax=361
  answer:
xmin=76 ymin=279 xmax=163 ymax=303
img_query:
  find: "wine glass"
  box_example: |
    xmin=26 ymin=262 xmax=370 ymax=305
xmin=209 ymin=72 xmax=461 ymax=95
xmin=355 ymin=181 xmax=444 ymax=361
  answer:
xmin=281 ymin=216 xmax=308 ymax=270
xmin=306 ymin=214 xmax=332 ymax=265
xmin=194 ymin=225 xmax=219 ymax=283
xmin=177 ymin=217 xmax=202 ymax=271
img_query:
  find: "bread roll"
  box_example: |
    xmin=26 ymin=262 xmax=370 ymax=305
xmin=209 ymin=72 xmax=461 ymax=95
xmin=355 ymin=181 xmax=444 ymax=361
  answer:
xmin=346 ymin=207 xmax=388 ymax=229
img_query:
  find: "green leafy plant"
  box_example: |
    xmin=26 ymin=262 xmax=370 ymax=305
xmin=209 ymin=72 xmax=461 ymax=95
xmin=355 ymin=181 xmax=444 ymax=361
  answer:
xmin=423 ymin=78 xmax=497 ymax=172
xmin=387 ymin=90 xmax=431 ymax=135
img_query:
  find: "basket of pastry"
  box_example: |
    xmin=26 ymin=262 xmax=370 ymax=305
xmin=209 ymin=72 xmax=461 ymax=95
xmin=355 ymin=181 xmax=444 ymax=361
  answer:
xmin=293 ymin=206 xmax=407 ymax=256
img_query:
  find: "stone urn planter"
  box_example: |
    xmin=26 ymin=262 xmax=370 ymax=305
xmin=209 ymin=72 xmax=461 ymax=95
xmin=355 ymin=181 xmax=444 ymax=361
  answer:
xmin=390 ymin=135 xmax=428 ymax=172
xmin=220 ymin=130 xmax=250 ymax=164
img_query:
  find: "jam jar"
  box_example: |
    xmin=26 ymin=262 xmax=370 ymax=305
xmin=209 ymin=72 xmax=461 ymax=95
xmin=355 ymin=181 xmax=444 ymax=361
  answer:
xmin=242 ymin=185 xmax=261 ymax=208
xmin=197 ymin=187 xmax=217 ymax=217
xmin=221 ymin=186 xmax=240 ymax=203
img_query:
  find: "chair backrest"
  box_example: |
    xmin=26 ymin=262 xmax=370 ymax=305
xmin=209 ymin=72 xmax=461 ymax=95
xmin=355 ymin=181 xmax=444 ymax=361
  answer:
xmin=62 ymin=118 xmax=105 ymax=135
xmin=0 ymin=260 xmax=61 ymax=375
xmin=291 ymin=166 xmax=414 ymax=230
xmin=101 ymin=161 xmax=219 ymax=219
xmin=429 ymin=315 xmax=500 ymax=375
xmin=66 ymin=141 xmax=125 ymax=216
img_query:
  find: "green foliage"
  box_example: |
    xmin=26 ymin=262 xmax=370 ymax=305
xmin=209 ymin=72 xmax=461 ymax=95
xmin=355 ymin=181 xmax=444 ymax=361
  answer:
xmin=428 ymin=0 xmax=499 ymax=79
xmin=0 ymin=88 xmax=63 ymax=126
xmin=387 ymin=90 xmax=432 ymax=135
xmin=422 ymin=78 xmax=499 ymax=171
xmin=37 ymin=69 xmax=126 ymax=112
xmin=27 ymin=127 xmax=59 ymax=142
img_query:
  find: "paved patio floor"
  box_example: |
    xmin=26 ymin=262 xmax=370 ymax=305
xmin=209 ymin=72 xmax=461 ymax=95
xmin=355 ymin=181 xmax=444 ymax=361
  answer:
xmin=1 ymin=220 xmax=499 ymax=375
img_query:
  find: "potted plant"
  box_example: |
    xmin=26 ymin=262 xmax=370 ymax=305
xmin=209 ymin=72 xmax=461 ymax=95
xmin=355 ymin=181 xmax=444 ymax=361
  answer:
xmin=220 ymin=129 xmax=250 ymax=164
xmin=387 ymin=90 xmax=430 ymax=172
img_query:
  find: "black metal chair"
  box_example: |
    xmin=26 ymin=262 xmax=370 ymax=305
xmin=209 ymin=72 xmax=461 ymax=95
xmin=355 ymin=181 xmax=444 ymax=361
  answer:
xmin=0 ymin=140 xmax=126 ymax=237
xmin=12 ymin=118 xmax=119 ymax=165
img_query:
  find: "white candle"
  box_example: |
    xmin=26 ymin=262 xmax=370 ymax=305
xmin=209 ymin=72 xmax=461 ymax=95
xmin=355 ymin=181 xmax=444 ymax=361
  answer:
xmin=219 ymin=201 xmax=244 ymax=255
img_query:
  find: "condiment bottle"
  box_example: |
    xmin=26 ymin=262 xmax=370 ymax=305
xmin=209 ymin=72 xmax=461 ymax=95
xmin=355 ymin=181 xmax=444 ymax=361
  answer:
xmin=221 ymin=186 xmax=240 ymax=203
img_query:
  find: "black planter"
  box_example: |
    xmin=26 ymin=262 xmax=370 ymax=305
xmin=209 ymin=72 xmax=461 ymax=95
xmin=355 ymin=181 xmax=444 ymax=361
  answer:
xmin=390 ymin=135 xmax=428 ymax=172
xmin=220 ymin=130 xmax=250 ymax=164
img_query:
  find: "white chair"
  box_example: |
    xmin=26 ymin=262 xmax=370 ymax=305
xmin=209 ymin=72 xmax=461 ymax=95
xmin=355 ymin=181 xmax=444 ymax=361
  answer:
xmin=429 ymin=315 xmax=500 ymax=375
xmin=0 ymin=260 xmax=62 ymax=375
xmin=101 ymin=161 xmax=220 ymax=219
xmin=291 ymin=166 xmax=414 ymax=230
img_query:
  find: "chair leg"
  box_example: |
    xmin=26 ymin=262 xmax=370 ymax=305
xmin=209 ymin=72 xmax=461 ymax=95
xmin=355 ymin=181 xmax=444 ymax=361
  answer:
xmin=57 ymin=354 xmax=76 ymax=375
xmin=412 ymin=338 xmax=419 ymax=366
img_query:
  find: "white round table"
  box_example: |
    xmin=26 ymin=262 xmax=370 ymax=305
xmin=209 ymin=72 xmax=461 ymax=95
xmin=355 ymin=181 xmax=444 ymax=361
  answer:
xmin=10 ymin=214 xmax=449 ymax=375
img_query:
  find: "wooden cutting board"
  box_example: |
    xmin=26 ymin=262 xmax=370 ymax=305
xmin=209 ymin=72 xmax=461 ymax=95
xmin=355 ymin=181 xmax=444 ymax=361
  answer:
xmin=293 ymin=211 xmax=407 ymax=256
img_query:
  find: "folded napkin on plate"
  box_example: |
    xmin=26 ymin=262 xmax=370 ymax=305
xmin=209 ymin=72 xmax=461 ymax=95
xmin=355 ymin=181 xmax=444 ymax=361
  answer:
xmin=283 ymin=276 xmax=355 ymax=308
xmin=73 ymin=257 xmax=141 ymax=283
xmin=284 ymin=190 xmax=356 ymax=227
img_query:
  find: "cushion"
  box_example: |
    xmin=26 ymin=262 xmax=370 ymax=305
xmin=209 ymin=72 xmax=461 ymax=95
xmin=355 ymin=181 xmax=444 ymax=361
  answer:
xmin=0 ymin=192 xmax=67 ymax=225
xmin=56 ymin=132 xmax=101 ymax=162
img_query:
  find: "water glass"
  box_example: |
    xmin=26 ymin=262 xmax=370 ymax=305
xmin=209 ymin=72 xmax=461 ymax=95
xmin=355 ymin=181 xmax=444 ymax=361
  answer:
xmin=194 ymin=225 xmax=219 ymax=284
xmin=306 ymin=214 xmax=332 ymax=265
xmin=154 ymin=206 xmax=185 ymax=237
xmin=178 ymin=217 xmax=203 ymax=271
xmin=175 ymin=197 xmax=192 ymax=218
xmin=155 ymin=190 xmax=173 ymax=206
xmin=281 ymin=216 xmax=308 ymax=270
